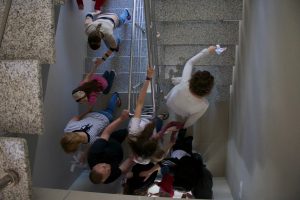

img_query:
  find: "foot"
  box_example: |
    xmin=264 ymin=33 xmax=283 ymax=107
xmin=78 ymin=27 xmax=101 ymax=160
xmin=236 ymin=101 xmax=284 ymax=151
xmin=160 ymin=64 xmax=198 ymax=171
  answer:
xmin=113 ymin=92 xmax=122 ymax=107
xmin=125 ymin=8 xmax=131 ymax=21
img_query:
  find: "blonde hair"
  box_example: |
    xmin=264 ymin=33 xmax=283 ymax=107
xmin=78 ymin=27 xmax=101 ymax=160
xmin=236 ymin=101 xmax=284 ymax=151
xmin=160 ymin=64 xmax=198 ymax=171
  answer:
xmin=60 ymin=132 xmax=82 ymax=153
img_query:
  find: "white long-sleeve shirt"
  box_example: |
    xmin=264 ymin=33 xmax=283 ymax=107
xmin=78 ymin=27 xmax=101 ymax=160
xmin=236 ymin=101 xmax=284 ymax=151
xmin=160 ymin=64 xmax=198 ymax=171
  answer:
xmin=165 ymin=48 xmax=210 ymax=128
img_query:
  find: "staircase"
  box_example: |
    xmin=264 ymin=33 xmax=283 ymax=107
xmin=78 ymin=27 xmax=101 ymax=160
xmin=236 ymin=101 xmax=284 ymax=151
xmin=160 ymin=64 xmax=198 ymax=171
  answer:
xmin=150 ymin=0 xmax=243 ymax=176
xmin=84 ymin=0 xmax=149 ymax=112
xmin=0 ymin=0 xmax=64 ymax=199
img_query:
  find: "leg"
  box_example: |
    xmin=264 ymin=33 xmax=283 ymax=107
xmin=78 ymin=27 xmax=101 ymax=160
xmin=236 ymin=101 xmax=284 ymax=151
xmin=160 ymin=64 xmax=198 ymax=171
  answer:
xmin=153 ymin=117 xmax=163 ymax=133
xmin=94 ymin=0 xmax=106 ymax=11
xmin=117 ymin=9 xmax=131 ymax=26
xmin=102 ymin=71 xmax=115 ymax=94
xmin=76 ymin=0 xmax=84 ymax=10
xmin=110 ymin=129 xmax=128 ymax=143
xmin=173 ymin=129 xmax=193 ymax=154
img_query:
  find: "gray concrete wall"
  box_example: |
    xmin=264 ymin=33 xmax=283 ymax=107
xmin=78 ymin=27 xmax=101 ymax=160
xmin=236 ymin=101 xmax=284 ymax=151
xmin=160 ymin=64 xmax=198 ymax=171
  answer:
xmin=227 ymin=0 xmax=300 ymax=199
xmin=28 ymin=1 xmax=87 ymax=188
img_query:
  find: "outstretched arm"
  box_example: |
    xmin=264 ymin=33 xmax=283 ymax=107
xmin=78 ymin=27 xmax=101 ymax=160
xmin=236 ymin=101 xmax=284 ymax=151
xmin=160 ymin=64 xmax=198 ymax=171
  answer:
xmin=134 ymin=67 xmax=155 ymax=118
xmin=181 ymin=46 xmax=216 ymax=83
xmin=83 ymin=50 xmax=113 ymax=82
xmin=139 ymin=163 xmax=161 ymax=182
xmin=71 ymin=105 xmax=93 ymax=121
xmin=100 ymin=110 xmax=129 ymax=141
xmin=119 ymin=155 xmax=135 ymax=174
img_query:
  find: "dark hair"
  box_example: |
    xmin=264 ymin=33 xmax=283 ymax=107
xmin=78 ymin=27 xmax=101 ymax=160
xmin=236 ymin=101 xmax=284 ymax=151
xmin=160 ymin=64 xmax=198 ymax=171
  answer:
xmin=89 ymin=170 xmax=103 ymax=184
xmin=173 ymin=156 xmax=204 ymax=192
xmin=128 ymin=123 xmax=158 ymax=158
xmin=189 ymin=70 xmax=214 ymax=97
xmin=88 ymin=30 xmax=102 ymax=50
xmin=72 ymin=80 xmax=103 ymax=96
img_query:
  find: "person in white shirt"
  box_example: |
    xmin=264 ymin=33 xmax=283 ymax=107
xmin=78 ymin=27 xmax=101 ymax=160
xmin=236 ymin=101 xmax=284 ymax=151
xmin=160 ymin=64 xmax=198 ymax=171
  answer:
xmin=165 ymin=46 xmax=221 ymax=128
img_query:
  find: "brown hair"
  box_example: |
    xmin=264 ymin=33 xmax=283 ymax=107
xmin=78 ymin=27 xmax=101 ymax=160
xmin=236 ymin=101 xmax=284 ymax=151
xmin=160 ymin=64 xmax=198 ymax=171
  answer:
xmin=189 ymin=70 xmax=214 ymax=97
xmin=128 ymin=123 xmax=158 ymax=158
xmin=60 ymin=132 xmax=82 ymax=153
xmin=89 ymin=169 xmax=103 ymax=184
xmin=88 ymin=30 xmax=102 ymax=50
xmin=151 ymin=148 xmax=165 ymax=163
xmin=72 ymin=80 xmax=103 ymax=97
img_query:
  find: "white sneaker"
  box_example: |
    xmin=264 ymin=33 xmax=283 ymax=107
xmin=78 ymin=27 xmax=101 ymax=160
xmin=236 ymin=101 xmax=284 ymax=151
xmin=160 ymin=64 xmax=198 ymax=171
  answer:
xmin=215 ymin=44 xmax=227 ymax=55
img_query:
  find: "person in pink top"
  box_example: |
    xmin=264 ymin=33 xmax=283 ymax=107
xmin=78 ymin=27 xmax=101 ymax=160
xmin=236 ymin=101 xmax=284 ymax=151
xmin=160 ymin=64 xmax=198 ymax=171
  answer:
xmin=72 ymin=49 xmax=115 ymax=106
xmin=76 ymin=0 xmax=107 ymax=13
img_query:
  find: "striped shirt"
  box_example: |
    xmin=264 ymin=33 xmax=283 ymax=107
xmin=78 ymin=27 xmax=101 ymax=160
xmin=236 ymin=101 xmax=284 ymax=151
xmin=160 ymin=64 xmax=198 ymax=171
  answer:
xmin=64 ymin=112 xmax=110 ymax=144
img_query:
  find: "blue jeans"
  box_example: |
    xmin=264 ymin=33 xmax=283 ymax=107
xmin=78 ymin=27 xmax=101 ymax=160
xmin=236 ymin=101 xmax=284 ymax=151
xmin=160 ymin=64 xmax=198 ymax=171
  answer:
xmin=99 ymin=93 xmax=119 ymax=122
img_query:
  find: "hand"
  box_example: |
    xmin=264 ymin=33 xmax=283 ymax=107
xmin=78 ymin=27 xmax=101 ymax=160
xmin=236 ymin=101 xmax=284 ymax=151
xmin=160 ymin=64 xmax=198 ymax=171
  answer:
xmin=171 ymin=77 xmax=182 ymax=85
xmin=79 ymin=152 xmax=87 ymax=165
xmin=120 ymin=109 xmax=129 ymax=120
xmin=208 ymin=46 xmax=216 ymax=54
xmin=147 ymin=66 xmax=155 ymax=79
xmin=91 ymin=10 xmax=101 ymax=16
xmin=139 ymin=170 xmax=152 ymax=182
xmin=94 ymin=58 xmax=103 ymax=66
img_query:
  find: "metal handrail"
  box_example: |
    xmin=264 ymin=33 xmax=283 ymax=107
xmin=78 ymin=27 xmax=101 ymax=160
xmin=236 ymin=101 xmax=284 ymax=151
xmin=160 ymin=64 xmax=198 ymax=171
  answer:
xmin=0 ymin=0 xmax=12 ymax=46
xmin=128 ymin=0 xmax=155 ymax=118
xmin=144 ymin=0 xmax=160 ymax=115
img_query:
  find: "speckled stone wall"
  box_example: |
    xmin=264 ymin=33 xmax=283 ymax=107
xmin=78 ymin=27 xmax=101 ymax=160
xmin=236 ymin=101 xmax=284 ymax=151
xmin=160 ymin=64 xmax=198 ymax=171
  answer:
xmin=0 ymin=137 xmax=31 ymax=200
xmin=0 ymin=60 xmax=44 ymax=134
xmin=0 ymin=0 xmax=55 ymax=64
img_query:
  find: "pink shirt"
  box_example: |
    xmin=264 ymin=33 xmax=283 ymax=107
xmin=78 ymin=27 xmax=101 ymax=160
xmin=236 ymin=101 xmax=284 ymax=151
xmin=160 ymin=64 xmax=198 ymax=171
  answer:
xmin=80 ymin=75 xmax=108 ymax=105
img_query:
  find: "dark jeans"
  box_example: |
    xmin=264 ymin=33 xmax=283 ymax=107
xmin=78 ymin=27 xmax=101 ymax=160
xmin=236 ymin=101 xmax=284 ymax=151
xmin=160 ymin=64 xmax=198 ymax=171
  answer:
xmin=172 ymin=129 xmax=193 ymax=155
xmin=102 ymin=71 xmax=115 ymax=94
xmin=99 ymin=92 xmax=119 ymax=122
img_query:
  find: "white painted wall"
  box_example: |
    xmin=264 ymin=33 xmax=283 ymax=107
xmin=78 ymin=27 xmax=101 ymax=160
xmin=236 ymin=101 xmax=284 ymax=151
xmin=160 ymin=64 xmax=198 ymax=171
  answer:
xmin=227 ymin=0 xmax=300 ymax=199
xmin=28 ymin=1 xmax=89 ymax=188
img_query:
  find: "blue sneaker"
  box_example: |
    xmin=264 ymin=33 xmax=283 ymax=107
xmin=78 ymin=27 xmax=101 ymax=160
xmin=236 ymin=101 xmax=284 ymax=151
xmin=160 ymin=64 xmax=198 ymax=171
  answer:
xmin=125 ymin=9 xmax=131 ymax=21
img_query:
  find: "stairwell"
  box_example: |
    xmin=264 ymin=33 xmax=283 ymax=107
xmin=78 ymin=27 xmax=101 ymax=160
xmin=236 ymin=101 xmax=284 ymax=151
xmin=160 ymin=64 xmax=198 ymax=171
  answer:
xmin=152 ymin=0 xmax=243 ymax=177
xmin=0 ymin=0 xmax=63 ymax=199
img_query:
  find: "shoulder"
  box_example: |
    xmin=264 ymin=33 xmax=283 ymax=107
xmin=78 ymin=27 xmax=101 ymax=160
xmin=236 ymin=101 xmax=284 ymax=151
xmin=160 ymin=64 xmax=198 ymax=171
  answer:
xmin=89 ymin=138 xmax=108 ymax=153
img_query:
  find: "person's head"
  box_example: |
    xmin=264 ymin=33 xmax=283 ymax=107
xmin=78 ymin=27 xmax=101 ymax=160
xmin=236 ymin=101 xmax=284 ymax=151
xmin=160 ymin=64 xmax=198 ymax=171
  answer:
xmin=189 ymin=70 xmax=214 ymax=97
xmin=173 ymin=156 xmax=204 ymax=191
xmin=88 ymin=30 xmax=102 ymax=50
xmin=128 ymin=122 xmax=158 ymax=159
xmin=151 ymin=148 xmax=165 ymax=163
xmin=89 ymin=163 xmax=111 ymax=184
xmin=60 ymin=132 xmax=82 ymax=153
xmin=72 ymin=80 xmax=102 ymax=104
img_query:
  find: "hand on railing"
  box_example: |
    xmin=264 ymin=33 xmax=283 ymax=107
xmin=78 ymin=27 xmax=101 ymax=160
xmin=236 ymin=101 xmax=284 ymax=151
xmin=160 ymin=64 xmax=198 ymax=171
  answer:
xmin=146 ymin=66 xmax=155 ymax=80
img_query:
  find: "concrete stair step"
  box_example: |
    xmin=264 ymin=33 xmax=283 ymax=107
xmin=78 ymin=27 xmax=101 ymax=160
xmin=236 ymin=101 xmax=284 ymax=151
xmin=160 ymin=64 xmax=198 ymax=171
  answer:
xmin=85 ymin=56 xmax=148 ymax=74
xmin=53 ymin=0 xmax=65 ymax=5
xmin=0 ymin=0 xmax=55 ymax=64
xmin=87 ymin=39 xmax=148 ymax=58
xmin=0 ymin=137 xmax=31 ymax=200
xmin=155 ymin=0 xmax=243 ymax=21
xmin=0 ymin=60 xmax=44 ymax=134
xmin=156 ymin=21 xmax=239 ymax=45
xmin=158 ymin=45 xmax=236 ymax=66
